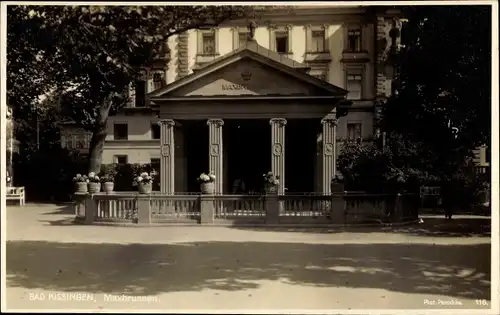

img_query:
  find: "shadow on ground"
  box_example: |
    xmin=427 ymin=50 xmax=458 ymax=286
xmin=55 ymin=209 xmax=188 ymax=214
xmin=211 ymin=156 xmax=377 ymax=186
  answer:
xmin=35 ymin=205 xmax=492 ymax=238
xmin=230 ymin=216 xmax=491 ymax=238
xmin=6 ymin=240 xmax=490 ymax=300
xmin=39 ymin=204 xmax=74 ymax=216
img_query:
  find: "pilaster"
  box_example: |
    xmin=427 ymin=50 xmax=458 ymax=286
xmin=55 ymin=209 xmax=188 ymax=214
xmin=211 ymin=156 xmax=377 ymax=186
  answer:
xmin=270 ymin=118 xmax=287 ymax=195
xmin=158 ymin=119 xmax=175 ymax=194
xmin=322 ymin=117 xmax=338 ymax=194
xmin=207 ymin=119 xmax=224 ymax=194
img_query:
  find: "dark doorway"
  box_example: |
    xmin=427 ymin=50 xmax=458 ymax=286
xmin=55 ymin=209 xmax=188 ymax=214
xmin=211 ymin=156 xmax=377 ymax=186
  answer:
xmin=184 ymin=120 xmax=209 ymax=192
xmin=225 ymin=119 xmax=271 ymax=194
xmin=285 ymin=119 xmax=318 ymax=193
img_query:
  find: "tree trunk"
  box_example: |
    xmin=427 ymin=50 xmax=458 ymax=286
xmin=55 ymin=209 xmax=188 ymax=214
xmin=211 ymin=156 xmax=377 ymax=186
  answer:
xmin=88 ymin=127 xmax=107 ymax=174
xmin=87 ymin=96 xmax=113 ymax=174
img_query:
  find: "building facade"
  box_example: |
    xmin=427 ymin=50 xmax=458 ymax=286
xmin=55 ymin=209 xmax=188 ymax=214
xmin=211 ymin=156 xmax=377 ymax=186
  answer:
xmin=63 ymin=6 xmax=407 ymax=194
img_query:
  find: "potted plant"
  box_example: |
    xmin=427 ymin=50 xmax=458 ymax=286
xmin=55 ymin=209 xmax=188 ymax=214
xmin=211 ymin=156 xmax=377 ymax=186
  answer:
xmin=135 ymin=172 xmax=153 ymax=194
xmin=88 ymin=172 xmax=101 ymax=193
xmin=197 ymin=172 xmax=216 ymax=194
xmin=263 ymin=171 xmax=279 ymax=194
xmin=101 ymin=175 xmax=115 ymax=193
xmin=330 ymin=175 xmax=345 ymax=193
xmin=6 ymin=171 xmax=11 ymax=187
xmin=73 ymin=174 xmax=89 ymax=193
xmin=100 ymin=164 xmax=117 ymax=193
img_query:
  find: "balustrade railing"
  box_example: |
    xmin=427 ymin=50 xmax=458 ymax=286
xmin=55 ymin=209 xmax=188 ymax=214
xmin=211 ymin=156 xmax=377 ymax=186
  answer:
xmin=75 ymin=192 xmax=420 ymax=225
xmin=213 ymin=195 xmax=266 ymax=219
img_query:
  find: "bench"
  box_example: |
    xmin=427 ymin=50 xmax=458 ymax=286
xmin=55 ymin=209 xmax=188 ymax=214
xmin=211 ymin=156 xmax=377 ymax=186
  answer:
xmin=6 ymin=186 xmax=25 ymax=206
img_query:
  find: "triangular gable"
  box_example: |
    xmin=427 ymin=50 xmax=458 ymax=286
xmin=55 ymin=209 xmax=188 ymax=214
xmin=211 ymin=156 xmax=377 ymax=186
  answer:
xmin=149 ymin=44 xmax=348 ymax=99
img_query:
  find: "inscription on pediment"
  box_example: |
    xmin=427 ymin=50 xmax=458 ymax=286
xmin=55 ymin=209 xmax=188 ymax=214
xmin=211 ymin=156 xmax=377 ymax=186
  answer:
xmin=221 ymin=84 xmax=248 ymax=91
xmin=169 ymin=59 xmax=317 ymax=97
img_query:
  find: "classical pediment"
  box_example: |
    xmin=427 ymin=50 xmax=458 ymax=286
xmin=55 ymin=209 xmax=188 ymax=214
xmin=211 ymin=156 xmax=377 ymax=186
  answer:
xmin=172 ymin=59 xmax=327 ymax=97
xmin=149 ymin=45 xmax=348 ymax=100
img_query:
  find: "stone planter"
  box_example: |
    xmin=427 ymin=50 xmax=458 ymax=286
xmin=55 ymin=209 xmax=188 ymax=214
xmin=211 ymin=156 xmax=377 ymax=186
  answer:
xmin=75 ymin=182 xmax=88 ymax=194
xmin=102 ymin=182 xmax=114 ymax=193
xmin=138 ymin=182 xmax=152 ymax=194
xmin=88 ymin=182 xmax=101 ymax=194
xmin=200 ymin=182 xmax=215 ymax=194
xmin=330 ymin=182 xmax=345 ymax=194
xmin=265 ymin=184 xmax=278 ymax=194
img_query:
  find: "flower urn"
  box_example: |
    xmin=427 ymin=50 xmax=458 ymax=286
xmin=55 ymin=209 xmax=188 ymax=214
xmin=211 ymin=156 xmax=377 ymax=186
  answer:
xmin=88 ymin=182 xmax=101 ymax=193
xmin=265 ymin=183 xmax=278 ymax=194
xmin=75 ymin=182 xmax=88 ymax=194
xmin=200 ymin=182 xmax=215 ymax=194
xmin=138 ymin=182 xmax=152 ymax=194
xmin=102 ymin=182 xmax=114 ymax=193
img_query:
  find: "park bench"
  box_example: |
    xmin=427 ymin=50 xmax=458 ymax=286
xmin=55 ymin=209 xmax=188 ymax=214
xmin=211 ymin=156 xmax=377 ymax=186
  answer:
xmin=6 ymin=186 xmax=25 ymax=206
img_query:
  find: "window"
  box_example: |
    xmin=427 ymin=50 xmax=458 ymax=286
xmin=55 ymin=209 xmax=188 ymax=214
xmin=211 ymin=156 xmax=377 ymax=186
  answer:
xmin=202 ymin=32 xmax=215 ymax=55
xmin=239 ymin=32 xmax=248 ymax=48
xmin=346 ymin=71 xmax=363 ymax=100
xmin=153 ymin=73 xmax=164 ymax=91
xmin=276 ymin=31 xmax=289 ymax=53
xmin=311 ymin=30 xmax=325 ymax=53
xmin=347 ymin=123 xmax=362 ymax=140
xmin=113 ymin=123 xmax=128 ymax=140
xmin=135 ymin=80 xmax=146 ymax=107
xmin=151 ymin=123 xmax=161 ymax=139
xmin=62 ymin=136 xmax=74 ymax=149
xmin=347 ymin=29 xmax=361 ymax=52
xmin=114 ymin=155 xmax=128 ymax=165
xmin=75 ymin=134 xmax=88 ymax=149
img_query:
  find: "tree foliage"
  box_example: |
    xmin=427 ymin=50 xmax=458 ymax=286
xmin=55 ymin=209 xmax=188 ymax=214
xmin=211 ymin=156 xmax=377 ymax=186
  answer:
xmin=338 ymin=6 xmax=491 ymax=203
xmin=7 ymin=5 xmax=276 ymax=173
xmin=380 ymin=5 xmax=491 ymax=182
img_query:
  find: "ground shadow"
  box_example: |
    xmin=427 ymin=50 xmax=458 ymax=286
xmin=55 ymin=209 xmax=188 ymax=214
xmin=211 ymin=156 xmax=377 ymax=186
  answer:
xmin=230 ymin=216 xmax=491 ymax=238
xmin=40 ymin=204 xmax=74 ymax=216
xmin=6 ymin=240 xmax=490 ymax=300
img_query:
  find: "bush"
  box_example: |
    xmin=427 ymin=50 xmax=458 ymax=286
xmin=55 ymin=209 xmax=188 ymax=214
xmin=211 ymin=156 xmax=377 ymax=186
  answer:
xmin=337 ymin=140 xmax=393 ymax=192
xmin=13 ymin=147 xmax=87 ymax=201
xmin=106 ymin=163 xmax=160 ymax=191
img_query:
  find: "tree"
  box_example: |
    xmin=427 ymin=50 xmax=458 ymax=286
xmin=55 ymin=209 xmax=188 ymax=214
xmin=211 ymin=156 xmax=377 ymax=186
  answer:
xmin=380 ymin=5 xmax=491 ymax=183
xmin=7 ymin=5 xmax=279 ymax=173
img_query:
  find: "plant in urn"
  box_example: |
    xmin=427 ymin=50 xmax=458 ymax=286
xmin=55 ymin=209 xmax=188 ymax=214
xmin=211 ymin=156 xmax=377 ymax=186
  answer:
xmin=135 ymin=172 xmax=153 ymax=194
xmin=100 ymin=164 xmax=117 ymax=193
xmin=101 ymin=174 xmax=115 ymax=193
xmin=198 ymin=172 xmax=216 ymax=194
xmin=87 ymin=172 xmax=101 ymax=193
xmin=263 ymin=171 xmax=279 ymax=194
xmin=73 ymin=174 xmax=89 ymax=193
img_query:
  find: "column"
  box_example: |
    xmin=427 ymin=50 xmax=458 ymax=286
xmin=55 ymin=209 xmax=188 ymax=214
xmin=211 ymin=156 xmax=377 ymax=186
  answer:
xmin=158 ymin=119 xmax=175 ymax=194
xmin=321 ymin=117 xmax=338 ymax=194
xmin=207 ymin=119 xmax=224 ymax=194
xmin=270 ymin=118 xmax=287 ymax=195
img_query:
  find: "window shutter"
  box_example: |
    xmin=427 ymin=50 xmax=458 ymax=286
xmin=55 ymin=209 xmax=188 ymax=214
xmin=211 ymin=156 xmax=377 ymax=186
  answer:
xmin=197 ymin=30 xmax=203 ymax=54
xmin=305 ymin=25 xmax=312 ymax=52
xmin=323 ymin=24 xmax=330 ymax=52
xmin=268 ymin=26 xmax=276 ymax=51
xmin=128 ymin=83 xmax=135 ymax=108
xmin=286 ymin=25 xmax=293 ymax=53
xmin=232 ymin=27 xmax=239 ymax=50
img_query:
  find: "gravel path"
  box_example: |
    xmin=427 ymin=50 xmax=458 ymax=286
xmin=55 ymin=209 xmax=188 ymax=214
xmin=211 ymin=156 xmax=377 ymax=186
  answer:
xmin=4 ymin=204 xmax=492 ymax=311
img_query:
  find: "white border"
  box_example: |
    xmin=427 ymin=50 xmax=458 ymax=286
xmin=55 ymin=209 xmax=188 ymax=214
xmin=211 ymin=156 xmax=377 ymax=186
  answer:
xmin=1 ymin=1 xmax=498 ymax=314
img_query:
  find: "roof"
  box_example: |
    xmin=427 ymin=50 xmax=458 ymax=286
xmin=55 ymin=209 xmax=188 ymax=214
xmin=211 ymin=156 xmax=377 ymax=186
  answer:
xmin=149 ymin=40 xmax=348 ymax=99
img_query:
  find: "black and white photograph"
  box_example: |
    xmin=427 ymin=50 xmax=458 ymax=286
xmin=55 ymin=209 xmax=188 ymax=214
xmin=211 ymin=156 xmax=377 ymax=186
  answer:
xmin=1 ymin=1 xmax=498 ymax=313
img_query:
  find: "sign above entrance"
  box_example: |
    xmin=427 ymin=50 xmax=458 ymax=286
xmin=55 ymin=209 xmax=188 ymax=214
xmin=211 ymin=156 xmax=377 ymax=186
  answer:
xmin=221 ymin=84 xmax=248 ymax=91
